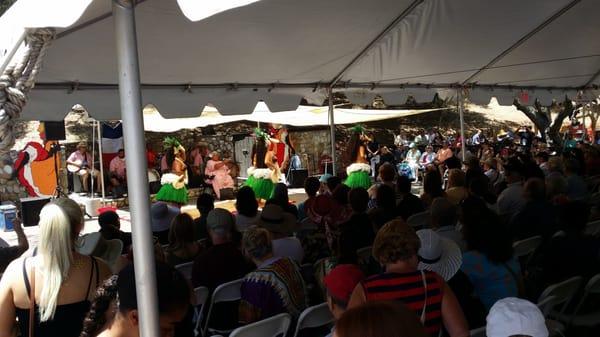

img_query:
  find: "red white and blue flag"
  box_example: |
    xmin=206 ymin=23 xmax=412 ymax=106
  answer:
xmin=101 ymin=122 xmax=124 ymax=169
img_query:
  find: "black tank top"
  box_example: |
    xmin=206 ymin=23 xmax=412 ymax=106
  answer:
xmin=15 ymin=256 xmax=99 ymax=337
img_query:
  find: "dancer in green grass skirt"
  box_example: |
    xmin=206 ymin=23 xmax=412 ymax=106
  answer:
xmin=344 ymin=125 xmax=372 ymax=189
xmin=245 ymin=128 xmax=280 ymax=201
xmin=156 ymin=137 xmax=188 ymax=205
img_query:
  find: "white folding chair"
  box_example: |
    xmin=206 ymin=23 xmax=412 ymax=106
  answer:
xmin=406 ymin=211 xmax=430 ymax=229
xmin=469 ymin=326 xmax=486 ymax=337
xmin=203 ymin=278 xmax=244 ymax=336
xmin=512 ymin=235 xmax=542 ymax=258
xmin=229 ymin=313 xmax=291 ymax=337
xmin=538 ymin=276 xmax=584 ymax=318
xmin=537 ymin=295 xmax=560 ymax=317
xmin=356 ymin=246 xmax=372 ymax=265
xmin=193 ymin=287 xmax=209 ymax=337
xmin=584 ymin=220 xmax=600 ymax=236
xmin=175 ymin=261 xmax=194 ymax=281
xmin=558 ymin=273 xmax=600 ymax=328
xmin=292 ymin=303 xmax=334 ymax=337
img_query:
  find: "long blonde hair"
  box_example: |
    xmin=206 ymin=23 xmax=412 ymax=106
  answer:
xmin=37 ymin=198 xmax=82 ymax=321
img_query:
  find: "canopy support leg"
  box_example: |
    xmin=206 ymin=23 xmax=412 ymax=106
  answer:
xmin=328 ymin=87 xmax=336 ymax=175
xmin=458 ymin=89 xmax=466 ymax=162
xmin=113 ymin=2 xmax=160 ymax=337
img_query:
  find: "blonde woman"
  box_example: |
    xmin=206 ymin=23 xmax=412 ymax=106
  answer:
xmin=0 ymin=198 xmax=111 ymax=337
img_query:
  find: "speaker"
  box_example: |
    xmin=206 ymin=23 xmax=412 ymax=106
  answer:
xmin=288 ymin=169 xmax=308 ymax=188
xmin=20 ymin=197 xmax=51 ymax=227
xmin=42 ymin=121 xmax=66 ymax=141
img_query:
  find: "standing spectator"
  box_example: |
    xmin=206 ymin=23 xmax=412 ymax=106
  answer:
xmin=322 ymin=264 xmax=365 ymax=337
xmin=239 ymin=227 xmax=306 ymax=324
xmin=97 ymin=210 xmax=131 ymax=254
xmin=193 ymin=193 xmax=214 ymax=241
xmin=0 ymin=198 xmax=111 ymax=337
xmin=348 ymin=220 xmax=469 ymax=337
xmin=108 ymin=149 xmax=127 ymax=198
xmin=0 ymin=216 xmax=28 ymax=273
xmin=150 ymin=202 xmax=179 ymax=245
xmin=165 ymin=213 xmax=203 ymax=266
xmin=297 ymin=177 xmax=320 ymax=221
xmin=234 ymin=186 xmax=261 ymax=232
xmin=471 ymin=130 xmax=483 ymax=145
xmin=460 ymin=201 xmax=521 ymax=310
xmin=259 ymin=204 xmax=304 ymax=263
xmin=396 ymin=175 xmax=425 ymax=221
xmin=335 ymin=301 xmax=428 ymax=337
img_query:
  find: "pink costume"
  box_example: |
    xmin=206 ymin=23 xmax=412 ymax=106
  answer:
xmin=205 ymin=159 xmax=234 ymax=199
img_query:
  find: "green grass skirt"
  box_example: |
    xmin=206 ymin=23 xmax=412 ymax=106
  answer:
xmin=344 ymin=170 xmax=372 ymax=189
xmin=155 ymin=183 xmax=188 ymax=205
xmin=245 ymin=176 xmax=274 ymax=200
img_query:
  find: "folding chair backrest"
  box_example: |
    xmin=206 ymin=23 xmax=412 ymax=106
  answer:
xmin=175 ymin=261 xmax=194 ymax=281
xmin=193 ymin=287 xmax=209 ymax=336
xmin=584 ymin=220 xmax=600 ymax=236
xmin=569 ymin=273 xmax=600 ymax=321
xmin=203 ymin=278 xmax=244 ymax=336
xmin=512 ymin=235 xmax=543 ymax=258
xmin=292 ymin=303 xmax=334 ymax=337
xmin=537 ymin=295 xmax=560 ymax=317
xmin=406 ymin=211 xmax=430 ymax=229
xmin=356 ymin=246 xmax=372 ymax=264
xmin=538 ymin=276 xmax=584 ymax=314
xmin=469 ymin=326 xmax=486 ymax=337
xmin=229 ymin=313 xmax=292 ymax=337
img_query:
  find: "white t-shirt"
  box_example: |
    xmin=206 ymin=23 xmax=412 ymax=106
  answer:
xmin=272 ymin=237 xmax=304 ymax=263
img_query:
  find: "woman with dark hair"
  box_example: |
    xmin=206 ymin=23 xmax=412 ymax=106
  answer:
xmin=334 ymin=301 xmax=428 ymax=337
xmin=459 ymin=200 xmax=521 ymax=311
xmin=367 ymin=184 xmax=397 ymax=231
xmin=80 ymin=262 xmax=191 ymax=337
xmin=235 ymin=186 xmax=261 ymax=231
xmin=315 ymin=229 xmax=360 ymax=298
xmin=246 ymin=129 xmax=280 ymax=201
xmin=420 ymin=170 xmax=446 ymax=207
xmin=165 ymin=213 xmax=202 ymax=266
xmin=343 ymin=126 xmax=371 ymax=189
xmin=268 ymin=183 xmax=298 ymax=218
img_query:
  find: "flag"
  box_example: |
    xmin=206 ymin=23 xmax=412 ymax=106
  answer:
xmin=101 ymin=122 xmax=124 ymax=169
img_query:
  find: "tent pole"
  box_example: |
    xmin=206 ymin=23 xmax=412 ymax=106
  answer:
xmin=458 ymin=89 xmax=466 ymax=162
xmin=328 ymin=87 xmax=336 ymax=175
xmin=91 ymin=120 xmax=96 ymax=196
xmin=97 ymin=121 xmax=106 ymax=202
xmin=113 ymin=2 xmax=160 ymax=337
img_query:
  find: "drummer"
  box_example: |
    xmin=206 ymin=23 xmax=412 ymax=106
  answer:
xmin=109 ymin=149 xmax=127 ymax=198
xmin=67 ymin=141 xmax=100 ymax=193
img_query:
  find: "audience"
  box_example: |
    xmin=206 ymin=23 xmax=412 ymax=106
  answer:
xmin=445 ymin=169 xmax=469 ymax=205
xmin=497 ymin=160 xmax=526 ymax=220
xmin=564 ymin=157 xmax=588 ymax=201
xmin=193 ymin=193 xmax=214 ymax=241
xmin=269 ymin=183 xmax=299 ymax=219
xmin=315 ymin=230 xmax=361 ymax=297
xmin=323 ymin=264 xmax=365 ymax=337
xmin=509 ymin=178 xmax=558 ymax=240
xmin=239 ymin=227 xmax=306 ymax=324
xmin=367 ymin=162 xmax=396 ymax=201
xmin=80 ymin=262 xmax=191 ymax=337
xmin=297 ymin=176 xmax=320 ymax=221
xmin=485 ymin=298 xmax=548 ymax=337
xmin=165 ymin=213 xmax=203 ymax=266
xmin=0 ymin=198 xmax=111 ymax=337
xmin=396 ymin=175 xmax=425 ymax=221
xmin=151 ymin=201 xmax=180 ymax=245
xmin=0 ymin=216 xmax=28 ymax=273
xmin=334 ymin=301 xmax=428 ymax=337
xmin=259 ymin=204 xmax=304 ymax=263
xmin=420 ymin=170 xmax=446 ymax=208
xmin=429 ymin=197 xmax=465 ymax=250
xmin=348 ymin=220 xmax=469 ymax=337
xmin=339 ymin=188 xmax=375 ymax=249
xmin=97 ymin=210 xmax=132 ymax=254
xmin=234 ymin=186 xmax=260 ymax=232
xmin=367 ymin=184 xmax=397 ymax=231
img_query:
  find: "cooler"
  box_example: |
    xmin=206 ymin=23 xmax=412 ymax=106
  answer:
xmin=0 ymin=204 xmax=17 ymax=231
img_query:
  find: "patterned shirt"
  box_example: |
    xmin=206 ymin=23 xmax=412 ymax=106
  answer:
xmin=362 ymin=270 xmax=444 ymax=335
xmin=239 ymin=256 xmax=306 ymax=324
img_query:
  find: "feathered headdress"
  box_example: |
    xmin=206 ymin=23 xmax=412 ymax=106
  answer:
xmin=351 ymin=124 xmax=365 ymax=134
xmin=163 ymin=136 xmax=185 ymax=154
xmin=254 ymin=128 xmax=268 ymax=140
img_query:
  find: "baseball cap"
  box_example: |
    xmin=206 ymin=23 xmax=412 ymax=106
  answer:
xmin=323 ymin=264 xmax=365 ymax=303
xmin=207 ymin=208 xmax=234 ymax=235
xmin=486 ymin=297 xmax=548 ymax=337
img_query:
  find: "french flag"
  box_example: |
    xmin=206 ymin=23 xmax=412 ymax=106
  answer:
xmin=101 ymin=122 xmax=124 ymax=169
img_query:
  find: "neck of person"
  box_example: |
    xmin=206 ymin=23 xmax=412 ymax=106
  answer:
xmin=254 ymin=252 xmax=275 ymax=267
xmin=96 ymin=311 xmax=132 ymax=337
xmin=385 ymin=256 xmax=418 ymax=274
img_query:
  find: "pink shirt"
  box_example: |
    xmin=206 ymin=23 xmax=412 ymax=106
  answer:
xmin=68 ymin=150 xmax=92 ymax=167
xmin=109 ymin=156 xmax=127 ymax=178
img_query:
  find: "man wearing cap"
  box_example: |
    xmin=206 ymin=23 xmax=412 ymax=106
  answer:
xmin=486 ymin=298 xmax=549 ymax=337
xmin=259 ymin=204 xmax=304 ymax=263
xmin=67 ymin=141 xmax=100 ymax=193
xmin=323 ymin=264 xmax=365 ymax=337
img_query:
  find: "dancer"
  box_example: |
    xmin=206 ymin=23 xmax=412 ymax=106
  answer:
xmin=246 ymin=128 xmax=280 ymax=201
xmin=344 ymin=125 xmax=372 ymax=189
xmin=155 ymin=137 xmax=188 ymax=206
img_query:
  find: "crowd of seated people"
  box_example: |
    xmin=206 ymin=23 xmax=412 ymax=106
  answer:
xmin=1 ymin=132 xmax=600 ymax=337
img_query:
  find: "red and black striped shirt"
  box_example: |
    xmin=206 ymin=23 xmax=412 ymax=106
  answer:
xmin=361 ymin=270 xmax=444 ymax=335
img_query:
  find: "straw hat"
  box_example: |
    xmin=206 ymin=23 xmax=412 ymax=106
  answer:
xmin=77 ymin=232 xmax=122 ymax=268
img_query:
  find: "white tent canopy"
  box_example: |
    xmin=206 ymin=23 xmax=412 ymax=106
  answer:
xmin=143 ymin=103 xmax=444 ymax=132
xmin=2 ymin=0 xmax=600 ymax=121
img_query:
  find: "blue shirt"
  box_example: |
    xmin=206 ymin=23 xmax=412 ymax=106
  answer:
xmin=461 ymin=251 xmax=520 ymax=310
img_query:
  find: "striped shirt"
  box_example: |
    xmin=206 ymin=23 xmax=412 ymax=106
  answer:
xmin=361 ymin=270 xmax=444 ymax=335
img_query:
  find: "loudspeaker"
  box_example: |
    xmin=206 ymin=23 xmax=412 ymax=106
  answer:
xmin=20 ymin=197 xmax=51 ymax=227
xmin=42 ymin=121 xmax=66 ymax=141
xmin=288 ymin=169 xmax=308 ymax=188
